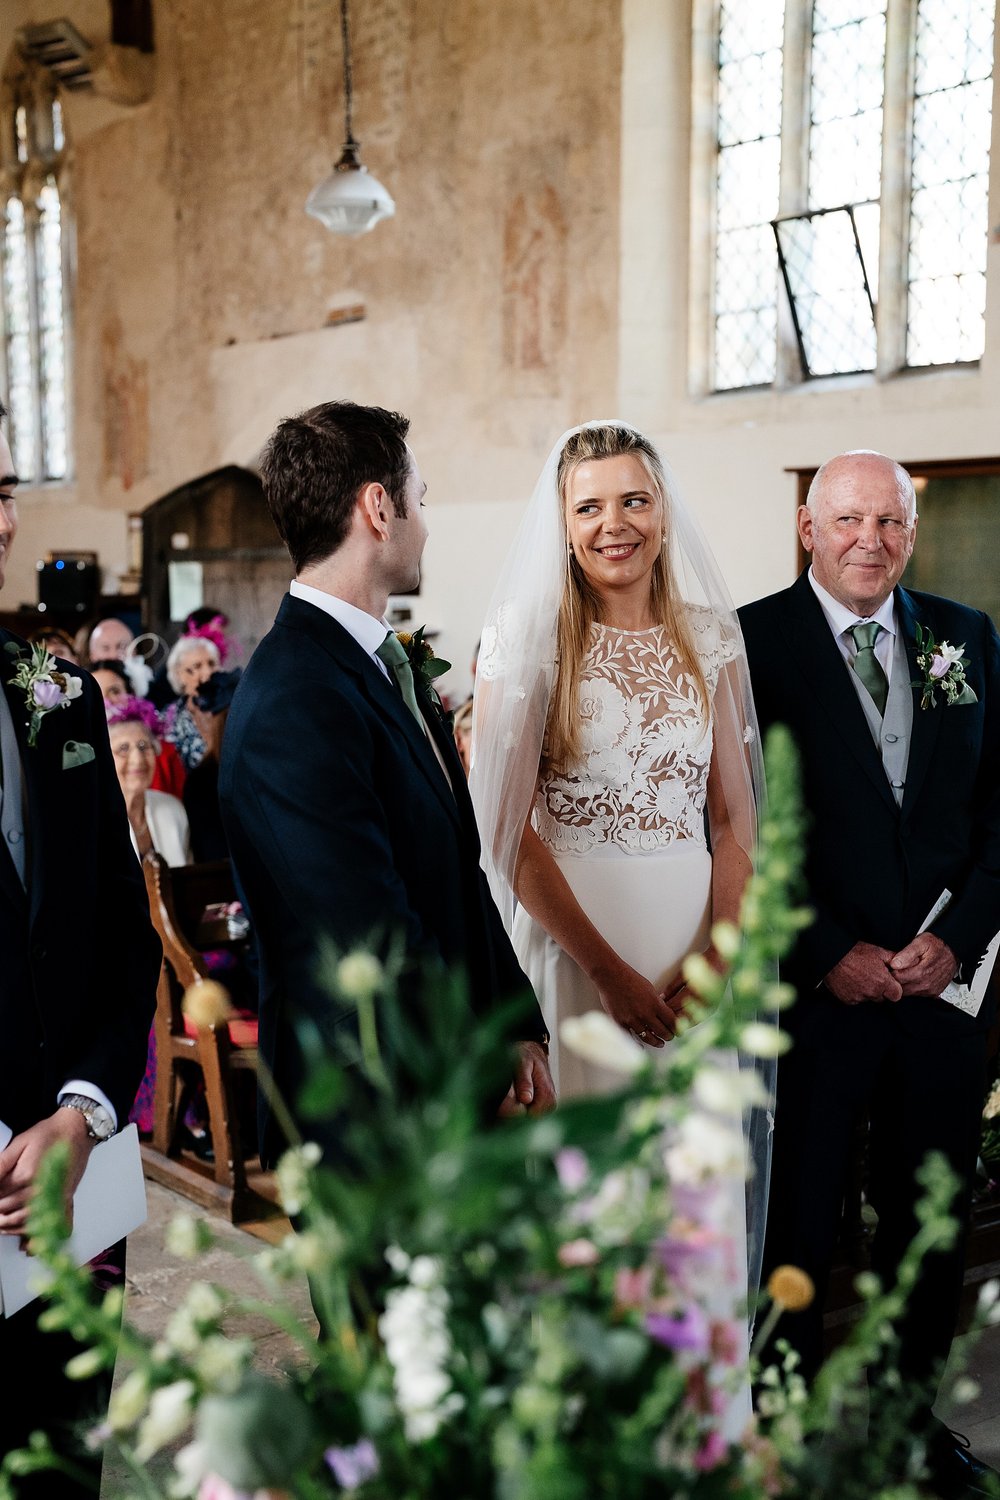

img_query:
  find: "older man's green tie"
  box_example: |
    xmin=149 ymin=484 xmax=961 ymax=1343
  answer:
xmin=850 ymin=621 xmax=889 ymax=716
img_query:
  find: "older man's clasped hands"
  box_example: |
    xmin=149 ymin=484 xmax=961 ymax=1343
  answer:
xmin=824 ymin=930 xmax=958 ymax=1006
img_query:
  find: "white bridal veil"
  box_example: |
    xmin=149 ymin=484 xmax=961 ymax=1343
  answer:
xmin=468 ymin=420 xmax=775 ymax=1296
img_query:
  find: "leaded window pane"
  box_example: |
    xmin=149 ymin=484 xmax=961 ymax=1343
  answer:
xmin=37 ymin=178 xmax=66 ymax=480
xmin=775 ymin=207 xmax=876 ymax=375
xmin=712 ymin=0 xmax=785 ymax=391
xmin=3 ymin=197 xmax=37 ymax=479
xmin=808 ymin=3 xmax=886 ymax=210
xmin=906 ymin=0 xmax=995 ymax=366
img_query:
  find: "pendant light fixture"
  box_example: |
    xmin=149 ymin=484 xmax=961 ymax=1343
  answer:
xmin=305 ymin=0 xmax=396 ymax=236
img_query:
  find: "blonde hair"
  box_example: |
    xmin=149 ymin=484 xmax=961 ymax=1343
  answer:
xmin=544 ymin=425 xmax=708 ymax=773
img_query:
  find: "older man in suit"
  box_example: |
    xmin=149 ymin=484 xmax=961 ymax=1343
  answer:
xmin=219 ymin=402 xmax=554 ymax=1173
xmin=740 ymin=450 xmax=1000 ymax=1497
xmin=0 ymin=404 xmax=160 ymax=1494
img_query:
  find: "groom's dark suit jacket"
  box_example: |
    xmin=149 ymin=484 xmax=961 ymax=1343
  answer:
xmin=0 ymin=629 xmax=159 ymax=1135
xmin=218 ymin=594 xmax=546 ymax=1163
xmin=740 ymin=572 xmax=1000 ymax=1024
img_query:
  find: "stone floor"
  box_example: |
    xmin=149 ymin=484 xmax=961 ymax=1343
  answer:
xmin=99 ymin=1180 xmax=1000 ymax=1497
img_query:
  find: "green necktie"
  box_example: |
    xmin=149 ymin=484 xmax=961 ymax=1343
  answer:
xmin=376 ymin=631 xmax=425 ymax=729
xmin=849 ymin=621 xmax=889 ymax=716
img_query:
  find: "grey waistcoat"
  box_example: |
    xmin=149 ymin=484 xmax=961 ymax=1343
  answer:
xmin=850 ymin=624 xmax=913 ymax=808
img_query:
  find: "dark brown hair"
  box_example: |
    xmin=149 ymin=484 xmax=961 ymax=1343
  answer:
xmin=260 ymin=401 xmax=411 ymax=572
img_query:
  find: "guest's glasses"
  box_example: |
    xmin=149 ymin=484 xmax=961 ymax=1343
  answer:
xmin=112 ymin=738 xmax=156 ymax=758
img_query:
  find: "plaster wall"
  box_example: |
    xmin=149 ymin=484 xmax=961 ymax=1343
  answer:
xmin=2 ymin=0 xmax=622 ymax=686
xmin=2 ymin=0 xmax=999 ymax=699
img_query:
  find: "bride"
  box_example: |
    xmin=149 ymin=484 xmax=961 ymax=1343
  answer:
xmin=469 ymin=421 xmax=771 ymax=1306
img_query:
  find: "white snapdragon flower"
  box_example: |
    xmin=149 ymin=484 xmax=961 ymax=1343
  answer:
xmin=275 ymin=1141 xmax=322 ymax=1215
xmin=693 ymin=1064 xmax=766 ymax=1114
xmin=134 ymin=1380 xmax=196 ymax=1462
xmin=379 ymin=1262 xmax=462 ymax=1442
xmin=739 ymin=1022 xmax=791 ymax=1059
xmin=336 ymin=951 xmax=384 ymax=1001
xmin=560 ymin=1012 xmax=645 ymax=1074
xmin=664 ymin=1114 xmax=746 ymax=1186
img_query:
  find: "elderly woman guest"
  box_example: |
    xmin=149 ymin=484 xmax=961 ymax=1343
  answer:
xmin=107 ymin=697 xmax=192 ymax=867
xmin=470 ymin=424 xmax=771 ymax=1388
xmin=163 ymin=634 xmax=222 ymax=771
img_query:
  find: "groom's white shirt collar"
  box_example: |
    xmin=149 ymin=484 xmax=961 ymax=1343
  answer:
xmin=290 ymin=579 xmax=391 ymax=680
xmin=808 ymin=567 xmax=897 ymax=679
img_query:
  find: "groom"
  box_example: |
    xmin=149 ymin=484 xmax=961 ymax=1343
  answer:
xmin=219 ymin=401 xmax=554 ymax=1168
xmin=740 ymin=450 xmax=1000 ymax=1495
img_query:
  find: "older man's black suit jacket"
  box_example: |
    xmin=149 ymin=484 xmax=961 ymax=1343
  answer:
xmin=218 ymin=594 xmax=546 ymax=1162
xmin=0 ymin=629 xmax=159 ymax=1136
xmin=739 ymin=572 xmax=1000 ymax=1025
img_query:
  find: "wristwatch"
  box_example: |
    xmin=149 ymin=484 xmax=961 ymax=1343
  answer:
xmin=58 ymin=1093 xmax=116 ymax=1142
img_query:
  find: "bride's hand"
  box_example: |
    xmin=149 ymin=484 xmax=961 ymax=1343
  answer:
xmin=662 ymin=944 xmax=728 ymax=1024
xmin=593 ymin=959 xmax=678 ymax=1047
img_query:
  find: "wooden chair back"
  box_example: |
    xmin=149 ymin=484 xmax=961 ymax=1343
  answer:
xmin=141 ymin=852 xmax=259 ymax=1220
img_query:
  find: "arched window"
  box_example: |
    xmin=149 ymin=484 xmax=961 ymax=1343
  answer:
xmin=703 ymin=0 xmax=996 ymax=391
xmin=0 ymin=59 xmax=70 ymax=481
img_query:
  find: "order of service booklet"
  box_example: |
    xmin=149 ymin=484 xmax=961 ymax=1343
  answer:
xmin=0 ymin=1121 xmax=147 ymax=1317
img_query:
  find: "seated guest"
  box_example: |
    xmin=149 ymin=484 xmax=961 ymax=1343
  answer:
xmin=107 ymin=697 xmax=192 ymax=867
xmin=28 ymin=624 xmax=80 ymax=664
xmin=163 ymin=634 xmax=222 ymax=770
xmin=164 ymin=634 xmax=242 ymax=860
xmin=90 ymin=657 xmax=130 ymax=705
xmin=87 ymin=614 xmax=135 ymax=664
xmin=94 ymin=662 xmax=185 ymax=796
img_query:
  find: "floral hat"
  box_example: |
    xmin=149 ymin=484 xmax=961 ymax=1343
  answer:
xmin=106 ymin=695 xmax=163 ymax=737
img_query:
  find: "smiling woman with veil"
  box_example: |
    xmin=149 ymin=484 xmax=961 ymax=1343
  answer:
xmin=469 ymin=423 xmax=774 ymax=1383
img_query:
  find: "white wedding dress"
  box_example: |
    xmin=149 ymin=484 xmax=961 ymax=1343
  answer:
xmin=512 ymin=608 xmax=752 ymax=1436
xmin=513 ymin=608 xmax=734 ymax=1093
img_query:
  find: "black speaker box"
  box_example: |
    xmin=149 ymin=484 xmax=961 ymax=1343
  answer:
xmin=36 ymin=553 xmax=101 ymax=615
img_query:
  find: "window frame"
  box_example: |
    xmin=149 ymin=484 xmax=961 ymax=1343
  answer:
xmin=0 ymin=55 xmax=74 ymax=486
xmin=691 ymin=0 xmax=996 ymax=397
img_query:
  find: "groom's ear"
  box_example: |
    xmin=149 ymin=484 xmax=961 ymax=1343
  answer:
xmin=359 ymin=481 xmax=391 ymax=542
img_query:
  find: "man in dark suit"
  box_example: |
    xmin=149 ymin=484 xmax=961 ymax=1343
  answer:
xmin=740 ymin=450 xmax=1000 ymax=1496
xmin=219 ymin=402 xmax=554 ymax=1170
xmin=0 ymin=403 xmax=160 ymax=1494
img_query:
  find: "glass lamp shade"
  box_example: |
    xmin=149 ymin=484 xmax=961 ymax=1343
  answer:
xmin=306 ymin=144 xmax=396 ymax=236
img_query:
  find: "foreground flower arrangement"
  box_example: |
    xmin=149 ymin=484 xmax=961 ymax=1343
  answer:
xmin=4 ymin=728 xmax=998 ymax=1500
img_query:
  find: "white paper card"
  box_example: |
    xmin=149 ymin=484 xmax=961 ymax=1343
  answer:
xmin=918 ymin=890 xmax=1000 ymax=1019
xmin=0 ymin=1123 xmax=147 ymax=1317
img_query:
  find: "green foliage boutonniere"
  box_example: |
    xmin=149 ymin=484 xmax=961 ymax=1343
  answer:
xmin=911 ymin=623 xmax=977 ymax=711
xmin=396 ymin=627 xmax=451 ymax=720
xmin=4 ymin=639 xmax=84 ymax=746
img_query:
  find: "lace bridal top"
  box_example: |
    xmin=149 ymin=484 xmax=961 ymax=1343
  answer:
xmin=534 ymin=608 xmax=738 ymax=857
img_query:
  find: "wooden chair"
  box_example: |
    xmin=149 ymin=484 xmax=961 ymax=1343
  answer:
xmin=141 ymin=852 xmax=262 ymax=1221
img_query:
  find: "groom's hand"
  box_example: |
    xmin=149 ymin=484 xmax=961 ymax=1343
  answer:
xmin=497 ymin=1041 xmax=557 ymax=1118
xmin=825 ymin=942 xmax=903 ymax=1005
xmin=889 ymin=934 xmax=958 ymax=997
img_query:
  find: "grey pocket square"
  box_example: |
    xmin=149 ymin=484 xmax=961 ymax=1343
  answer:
xmin=62 ymin=740 xmax=96 ymax=770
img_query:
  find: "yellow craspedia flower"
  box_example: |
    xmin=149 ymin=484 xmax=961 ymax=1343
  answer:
xmin=395 ymin=631 xmax=413 ymax=648
xmin=767 ymin=1264 xmax=815 ymax=1312
xmin=183 ymin=979 xmax=233 ymax=1030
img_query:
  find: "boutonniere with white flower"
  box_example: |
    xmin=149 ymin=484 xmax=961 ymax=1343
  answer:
xmin=912 ymin=624 xmax=978 ymax=711
xmin=395 ymin=627 xmax=452 ymax=722
xmin=4 ymin=639 xmax=84 ymax=746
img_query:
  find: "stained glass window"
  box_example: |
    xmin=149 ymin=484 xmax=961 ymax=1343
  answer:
xmin=0 ymin=83 xmax=70 ymax=483
xmin=906 ymin=0 xmax=995 ymax=367
xmin=711 ymin=0 xmax=786 ymax=390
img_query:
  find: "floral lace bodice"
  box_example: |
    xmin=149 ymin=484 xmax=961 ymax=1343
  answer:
xmin=535 ymin=609 xmax=738 ymax=855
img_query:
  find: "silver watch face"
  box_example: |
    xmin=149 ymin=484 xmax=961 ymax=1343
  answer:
xmin=87 ymin=1103 xmax=115 ymax=1140
xmin=62 ymin=1095 xmax=115 ymax=1140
